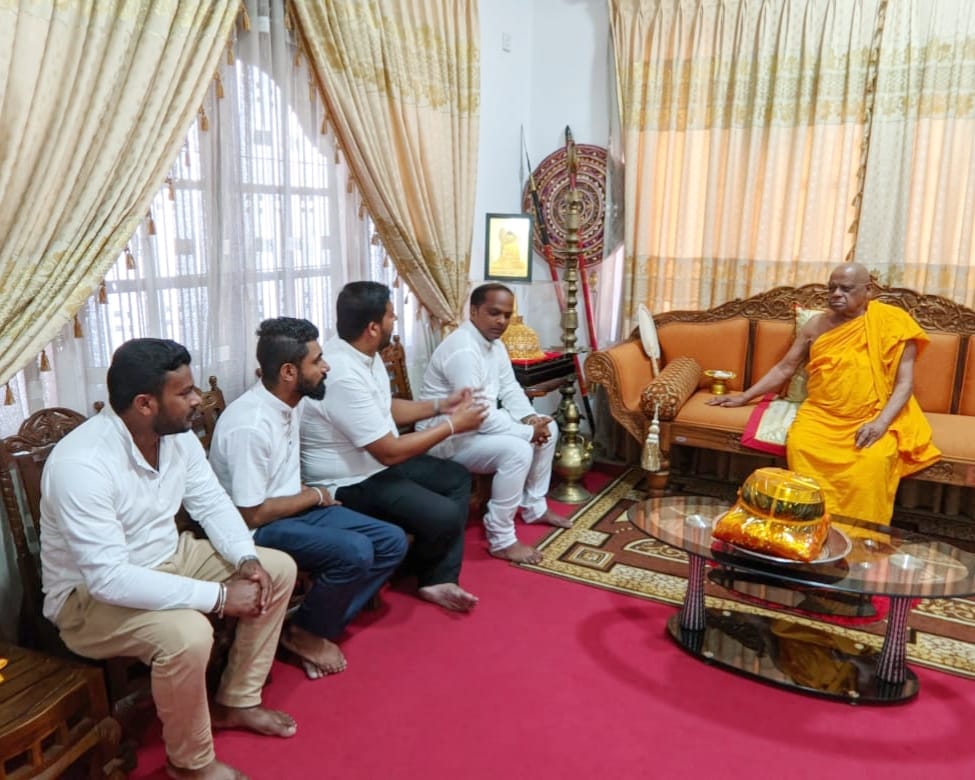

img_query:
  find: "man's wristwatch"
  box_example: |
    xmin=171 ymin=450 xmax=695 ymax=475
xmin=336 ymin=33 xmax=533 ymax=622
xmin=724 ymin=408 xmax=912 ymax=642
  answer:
xmin=236 ymin=554 xmax=260 ymax=573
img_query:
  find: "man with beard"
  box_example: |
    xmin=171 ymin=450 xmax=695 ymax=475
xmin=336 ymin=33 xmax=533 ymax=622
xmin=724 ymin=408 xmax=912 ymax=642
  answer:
xmin=209 ymin=317 xmax=407 ymax=680
xmin=40 ymin=338 xmax=298 ymax=780
xmin=300 ymin=282 xmax=488 ymax=612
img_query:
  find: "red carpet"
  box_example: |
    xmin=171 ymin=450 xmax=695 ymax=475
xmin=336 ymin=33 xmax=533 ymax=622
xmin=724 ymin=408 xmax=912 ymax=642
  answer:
xmin=132 ymin=469 xmax=975 ymax=779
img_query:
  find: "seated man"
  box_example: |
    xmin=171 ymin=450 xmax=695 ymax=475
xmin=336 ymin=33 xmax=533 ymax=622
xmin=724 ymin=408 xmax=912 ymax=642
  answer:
xmin=708 ymin=262 xmax=941 ymax=522
xmin=418 ymin=283 xmax=568 ymax=564
xmin=40 ymin=338 xmax=297 ymax=780
xmin=209 ymin=318 xmax=408 ymax=680
xmin=300 ymin=281 xmax=488 ymax=612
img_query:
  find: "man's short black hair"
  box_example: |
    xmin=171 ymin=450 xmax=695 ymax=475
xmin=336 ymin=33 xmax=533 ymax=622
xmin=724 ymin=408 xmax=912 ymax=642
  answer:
xmin=256 ymin=317 xmax=319 ymax=385
xmin=336 ymin=281 xmax=390 ymax=341
xmin=107 ymin=338 xmax=191 ymax=414
xmin=470 ymin=282 xmax=514 ymax=307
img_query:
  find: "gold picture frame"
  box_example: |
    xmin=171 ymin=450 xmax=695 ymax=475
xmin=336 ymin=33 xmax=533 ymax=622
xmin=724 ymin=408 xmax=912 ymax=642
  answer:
xmin=484 ymin=213 xmax=533 ymax=282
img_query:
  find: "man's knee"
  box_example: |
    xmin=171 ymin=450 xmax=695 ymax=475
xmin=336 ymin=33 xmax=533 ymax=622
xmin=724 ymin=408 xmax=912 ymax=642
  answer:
xmin=498 ymin=438 xmax=533 ymax=474
xmin=154 ymin=611 xmax=215 ymax=666
xmin=257 ymin=546 xmax=297 ymax=591
xmin=323 ymin=535 xmax=375 ymax=581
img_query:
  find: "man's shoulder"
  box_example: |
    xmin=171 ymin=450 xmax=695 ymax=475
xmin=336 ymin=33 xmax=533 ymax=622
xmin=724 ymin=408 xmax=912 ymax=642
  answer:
xmin=48 ymin=413 xmax=116 ymax=466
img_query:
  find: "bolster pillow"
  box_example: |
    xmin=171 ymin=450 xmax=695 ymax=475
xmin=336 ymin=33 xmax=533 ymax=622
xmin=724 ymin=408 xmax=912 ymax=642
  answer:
xmin=639 ymin=356 xmax=702 ymax=421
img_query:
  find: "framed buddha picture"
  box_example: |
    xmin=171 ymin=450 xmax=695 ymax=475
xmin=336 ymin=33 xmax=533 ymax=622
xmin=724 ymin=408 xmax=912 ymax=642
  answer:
xmin=484 ymin=213 xmax=533 ymax=282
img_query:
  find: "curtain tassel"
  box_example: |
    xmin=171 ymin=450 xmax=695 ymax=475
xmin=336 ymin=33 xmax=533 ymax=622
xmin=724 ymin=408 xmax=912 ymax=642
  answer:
xmin=98 ymin=280 xmax=108 ymax=304
xmin=198 ymin=106 xmax=209 ymax=132
xmin=320 ymin=113 xmax=329 ymax=136
xmin=147 ymin=209 xmax=156 ymax=235
xmin=372 ymin=233 xmax=383 ymax=247
xmin=227 ymin=40 xmax=235 ymax=65
xmin=239 ymin=2 xmax=251 ymax=31
xmin=73 ymin=314 xmax=83 ymax=338
xmin=125 ymin=246 xmax=136 ymax=270
xmin=358 ymin=201 xmax=366 ymax=219
xmin=4 ymin=383 xmax=14 ymax=405
xmin=215 ymin=71 xmax=225 ymax=99
xmin=392 ymin=276 xmax=400 ymax=289
xmin=641 ymin=404 xmax=662 ymax=473
xmin=166 ymin=177 xmax=176 ymax=201
xmin=39 ymin=350 xmax=51 ymax=372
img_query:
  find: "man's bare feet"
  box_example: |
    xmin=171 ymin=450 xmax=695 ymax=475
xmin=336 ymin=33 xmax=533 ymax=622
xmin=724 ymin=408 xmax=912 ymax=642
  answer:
xmin=490 ymin=540 xmax=543 ymax=564
xmin=526 ymin=508 xmax=573 ymax=529
xmin=166 ymin=758 xmax=249 ymax=780
xmin=280 ymin=623 xmax=347 ymax=678
xmin=211 ymin=702 xmax=297 ymax=737
xmin=418 ymin=583 xmax=479 ymax=612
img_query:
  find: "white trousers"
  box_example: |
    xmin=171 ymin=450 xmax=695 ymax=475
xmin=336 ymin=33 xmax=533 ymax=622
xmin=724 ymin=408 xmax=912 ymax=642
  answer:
xmin=438 ymin=420 xmax=558 ymax=551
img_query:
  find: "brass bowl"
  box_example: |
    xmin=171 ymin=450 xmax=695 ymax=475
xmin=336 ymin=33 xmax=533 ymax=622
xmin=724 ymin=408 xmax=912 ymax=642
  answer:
xmin=703 ymin=369 xmax=736 ymax=395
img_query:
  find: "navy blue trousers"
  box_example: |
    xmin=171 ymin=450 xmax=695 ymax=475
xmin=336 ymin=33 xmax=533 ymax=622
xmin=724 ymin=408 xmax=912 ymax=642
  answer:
xmin=253 ymin=505 xmax=407 ymax=640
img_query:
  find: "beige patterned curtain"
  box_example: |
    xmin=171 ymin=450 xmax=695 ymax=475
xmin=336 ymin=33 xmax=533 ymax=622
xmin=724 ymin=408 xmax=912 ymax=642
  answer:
xmin=289 ymin=0 xmax=479 ymax=328
xmin=0 ymin=0 xmax=240 ymax=386
xmin=856 ymin=1 xmax=975 ymax=305
xmin=609 ymin=0 xmax=880 ymax=324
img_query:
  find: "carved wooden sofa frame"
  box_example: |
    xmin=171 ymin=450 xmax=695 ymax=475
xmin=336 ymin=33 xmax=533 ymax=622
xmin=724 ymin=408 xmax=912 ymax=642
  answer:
xmin=586 ymin=283 xmax=975 ymax=521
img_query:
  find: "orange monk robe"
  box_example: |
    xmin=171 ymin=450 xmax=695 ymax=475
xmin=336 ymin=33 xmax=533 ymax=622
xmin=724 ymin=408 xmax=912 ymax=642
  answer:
xmin=786 ymin=301 xmax=940 ymax=524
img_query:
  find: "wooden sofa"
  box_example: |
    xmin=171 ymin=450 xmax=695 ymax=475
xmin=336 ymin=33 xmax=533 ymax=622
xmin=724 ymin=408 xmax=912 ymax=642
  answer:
xmin=585 ymin=283 xmax=975 ymax=523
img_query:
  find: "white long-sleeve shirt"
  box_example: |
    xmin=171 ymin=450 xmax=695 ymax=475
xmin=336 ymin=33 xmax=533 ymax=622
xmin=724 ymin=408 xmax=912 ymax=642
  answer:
xmin=40 ymin=406 xmax=257 ymax=622
xmin=418 ymin=320 xmax=536 ymax=443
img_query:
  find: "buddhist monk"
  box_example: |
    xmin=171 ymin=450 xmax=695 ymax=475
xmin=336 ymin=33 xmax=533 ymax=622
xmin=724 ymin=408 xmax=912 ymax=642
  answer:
xmin=708 ymin=262 xmax=940 ymax=522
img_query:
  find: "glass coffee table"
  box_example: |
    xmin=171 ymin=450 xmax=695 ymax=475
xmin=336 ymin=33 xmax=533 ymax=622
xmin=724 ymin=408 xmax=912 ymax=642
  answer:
xmin=628 ymin=495 xmax=975 ymax=703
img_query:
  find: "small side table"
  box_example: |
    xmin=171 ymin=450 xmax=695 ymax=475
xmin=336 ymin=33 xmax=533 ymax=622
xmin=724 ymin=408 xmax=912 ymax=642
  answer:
xmin=512 ymin=353 xmax=576 ymax=401
xmin=0 ymin=642 xmax=124 ymax=779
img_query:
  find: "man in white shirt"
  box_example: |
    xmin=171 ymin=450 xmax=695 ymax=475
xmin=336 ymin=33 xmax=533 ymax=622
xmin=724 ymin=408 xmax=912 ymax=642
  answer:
xmin=209 ymin=317 xmax=407 ymax=681
xmin=41 ymin=338 xmax=297 ymax=780
xmin=300 ymin=282 xmax=488 ymax=612
xmin=418 ymin=283 xmax=569 ymax=564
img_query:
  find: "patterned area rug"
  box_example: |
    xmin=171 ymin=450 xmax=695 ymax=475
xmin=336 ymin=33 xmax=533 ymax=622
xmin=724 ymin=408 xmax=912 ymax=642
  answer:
xmin=523 ymin=469 xmax=975 ymax=680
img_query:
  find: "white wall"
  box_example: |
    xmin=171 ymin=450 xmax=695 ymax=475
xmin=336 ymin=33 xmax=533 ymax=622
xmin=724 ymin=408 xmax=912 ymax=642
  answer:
xmin=475 ymin=0 xmax=612 ymax=413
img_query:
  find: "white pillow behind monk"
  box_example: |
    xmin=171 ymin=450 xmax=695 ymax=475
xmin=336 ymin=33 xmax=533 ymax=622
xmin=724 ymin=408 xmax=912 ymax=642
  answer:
xmin=783 ymin=304 xmax=823 ymax=403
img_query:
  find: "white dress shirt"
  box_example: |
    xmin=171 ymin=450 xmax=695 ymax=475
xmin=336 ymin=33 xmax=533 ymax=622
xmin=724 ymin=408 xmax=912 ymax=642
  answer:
xmin=40 ymin=406 xmax=257 ymax=622
xmin=418 ymin=320 xmax=536 ymax=443
xmin=209 ymin=382 xmax=302 ymax=507
xmin=300 ymin=336 xmax=397 ymax=494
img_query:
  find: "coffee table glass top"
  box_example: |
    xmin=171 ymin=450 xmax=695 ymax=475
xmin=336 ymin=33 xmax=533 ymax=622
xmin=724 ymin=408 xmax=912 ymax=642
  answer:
xmin=627 ymin=495 xmax=975 ymax=599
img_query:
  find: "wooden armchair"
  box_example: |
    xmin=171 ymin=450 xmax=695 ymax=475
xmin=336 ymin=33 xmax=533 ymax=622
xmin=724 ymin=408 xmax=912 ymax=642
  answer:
xmin=0 ymin=408 xmax=143 ymax=770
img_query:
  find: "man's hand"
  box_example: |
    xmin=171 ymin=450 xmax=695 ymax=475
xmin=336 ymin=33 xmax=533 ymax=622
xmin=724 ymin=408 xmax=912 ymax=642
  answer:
xmin=223 ymin=578 xmax=263 ymax=618
xmin=522 ymin=415 xmax=553 ymax=445
xmin=442 ymin=387 xmax=474 ymax=414
xmin=855 ymin=419 xmax=888 ymax=449
xmin=236 ymin=559 xmax=273 ymax=613
xmin=450 ymin=399 xmax=489 ymax=433
xmin=707 ymin=394 xmax=748 ymax=408
xmin=303 ymin=484 xmax=341 ymax=508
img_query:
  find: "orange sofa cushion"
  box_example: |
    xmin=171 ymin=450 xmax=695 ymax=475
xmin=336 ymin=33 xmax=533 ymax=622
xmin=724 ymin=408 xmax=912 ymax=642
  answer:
xmin=960 ymin=338 xmax=975 ymax=417
xmin=913 ymin=332 xmax=962 ymax=413
xmin=659 ymin=318 xmax=749 ymax=392
xmin=752 ymin=320 xmax=793 ymax=389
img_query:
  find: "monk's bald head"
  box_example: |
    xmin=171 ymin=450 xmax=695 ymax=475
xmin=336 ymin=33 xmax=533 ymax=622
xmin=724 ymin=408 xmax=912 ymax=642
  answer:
xmin=827 ymin=262 xmax=871 ymax=319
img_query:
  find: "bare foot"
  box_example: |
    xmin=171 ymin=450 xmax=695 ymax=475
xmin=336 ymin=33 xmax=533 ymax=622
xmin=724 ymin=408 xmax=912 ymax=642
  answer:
xmin=166 ymin=758 xmax=249 ymax=779
xmin=211 ymin=703 xmax=297 ymax=738
xmin=490 ymin=541 xmax=543 ymax=564
xmin=418 ymin=583 xmax=479 ymax=612
xmin=525 ymin=508 xmax=573 ymax=529
xmin=280 ymin=624 xmax=347 ymax=678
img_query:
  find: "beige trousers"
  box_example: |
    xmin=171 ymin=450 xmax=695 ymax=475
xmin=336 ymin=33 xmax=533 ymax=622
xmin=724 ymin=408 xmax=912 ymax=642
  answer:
xmin=56 ymin=533 xmax=296 ymax=770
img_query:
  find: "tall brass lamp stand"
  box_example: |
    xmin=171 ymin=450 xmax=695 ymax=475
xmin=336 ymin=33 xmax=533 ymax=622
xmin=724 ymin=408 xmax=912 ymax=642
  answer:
xmin=548 ymin=172 xmax=594 ymax=503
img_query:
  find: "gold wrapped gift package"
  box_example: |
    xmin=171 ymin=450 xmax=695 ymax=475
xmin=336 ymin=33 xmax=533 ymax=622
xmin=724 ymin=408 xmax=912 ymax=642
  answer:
xmin=713 ymin=467 xmax=830 ymax=562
